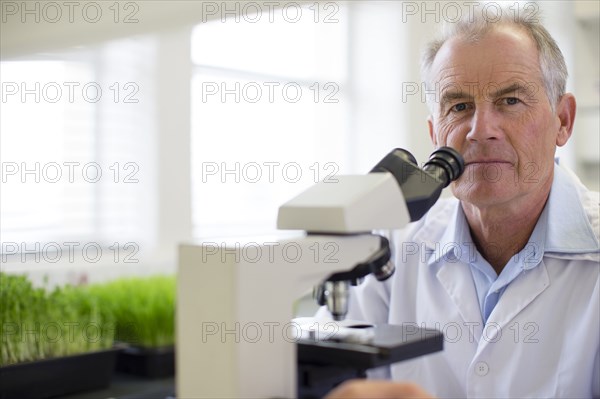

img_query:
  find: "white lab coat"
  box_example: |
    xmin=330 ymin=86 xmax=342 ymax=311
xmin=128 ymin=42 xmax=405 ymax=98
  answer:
xmin=344 ymin=165 xmax=600 ymax=398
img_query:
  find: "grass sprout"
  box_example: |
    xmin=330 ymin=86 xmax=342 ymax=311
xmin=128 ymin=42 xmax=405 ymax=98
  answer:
xmin=86 ymin=275 xmax=175 ymax=348
xmin=0 ymin=273 xmax=115 ymax=366
xmin=1 ymin=273 xmax=176 ymax=366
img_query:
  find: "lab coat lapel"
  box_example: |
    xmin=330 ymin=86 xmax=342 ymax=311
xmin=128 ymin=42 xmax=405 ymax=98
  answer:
xmin=436 ymin=262 xmax=484 ymax=343
xmin=482 ymin=261 xmax=550 ymax=343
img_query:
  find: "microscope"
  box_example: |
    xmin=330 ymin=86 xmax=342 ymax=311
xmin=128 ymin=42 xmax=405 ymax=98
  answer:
xmin=177 ymin=147 xmax=464 ymax=398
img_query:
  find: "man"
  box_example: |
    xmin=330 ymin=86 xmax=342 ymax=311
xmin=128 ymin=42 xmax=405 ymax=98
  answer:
xmin=325 ymin=7 xmax=599 ymax=399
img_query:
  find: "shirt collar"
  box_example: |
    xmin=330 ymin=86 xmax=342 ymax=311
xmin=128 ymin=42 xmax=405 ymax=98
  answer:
xmin=544 ymin=164 xmax=599 ymax=254
xmin=422 ymin=202 xmax=469 ymax=266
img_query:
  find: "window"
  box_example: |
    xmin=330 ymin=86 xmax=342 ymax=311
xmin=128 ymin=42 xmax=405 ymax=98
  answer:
xmin=1 ymin=37 xmax=157 ymax=262
xmin=190 ymin=3 xmax=350 ymax=239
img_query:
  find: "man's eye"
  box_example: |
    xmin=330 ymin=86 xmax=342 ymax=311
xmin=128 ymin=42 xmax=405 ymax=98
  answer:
xmin=503 ymin=97 xmax=520 ymax=105
xmin=451 ymin=103 xmax=468 ymax=112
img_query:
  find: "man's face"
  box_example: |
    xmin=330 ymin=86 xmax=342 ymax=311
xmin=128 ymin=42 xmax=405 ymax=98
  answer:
xmin=427 ymin=26 xmax=570 ymax=208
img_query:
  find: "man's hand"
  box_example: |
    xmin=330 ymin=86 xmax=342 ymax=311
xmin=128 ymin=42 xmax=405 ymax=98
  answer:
xmin=325 ymin=380 xmax=434 ymax=399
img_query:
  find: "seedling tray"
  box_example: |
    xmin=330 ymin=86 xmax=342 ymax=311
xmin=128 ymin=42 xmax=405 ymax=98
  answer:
xmin=115 ymin=345 xmax=175 ymax=378
xmin=0 ymin=347 xmax=119 ymax=399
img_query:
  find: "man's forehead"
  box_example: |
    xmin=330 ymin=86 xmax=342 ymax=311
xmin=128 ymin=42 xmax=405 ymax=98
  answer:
xmin=435 ymin=62 xmax=540 ymax=83
xmin=431 ymin=61 xmax=544 ymax=98
xmin=429 ymin=28 xmax=542 ymax=84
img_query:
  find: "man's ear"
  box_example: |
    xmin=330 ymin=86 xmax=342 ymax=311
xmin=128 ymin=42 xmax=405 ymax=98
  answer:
xmin=428 ymin=116 xmax=438 ymax=147
xmin=556 ymin=93 xmax=576 ymax=147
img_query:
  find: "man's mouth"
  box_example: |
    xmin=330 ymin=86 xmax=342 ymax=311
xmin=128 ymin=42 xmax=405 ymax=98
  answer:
xmin=465 ymin=159 xmax=512 ymax=166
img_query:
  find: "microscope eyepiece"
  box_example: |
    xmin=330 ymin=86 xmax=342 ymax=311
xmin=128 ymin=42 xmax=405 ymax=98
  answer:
xmin=422 ymin=147 xmax=465 ymax=187
xmin=371 ymin=146 xmax=465 ymax=222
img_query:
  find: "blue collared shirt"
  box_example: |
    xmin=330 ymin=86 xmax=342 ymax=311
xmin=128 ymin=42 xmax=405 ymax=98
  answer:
xmin=436 ymin=164 xmax=598 ymax=323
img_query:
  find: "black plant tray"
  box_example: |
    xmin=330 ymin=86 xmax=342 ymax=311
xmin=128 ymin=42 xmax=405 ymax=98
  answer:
xmin=115 ymin=345 xmax=175 ymax=378
xmin=0 ymin=347 xmax=119 ymax=399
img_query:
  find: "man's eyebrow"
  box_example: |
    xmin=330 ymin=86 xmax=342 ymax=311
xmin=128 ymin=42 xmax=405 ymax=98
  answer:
xmin=488 ymin=82 xmax=532 ymax=99
xmin=439 ymin=90 xmax=473 ymax=105
xmin=439 ymin=82 xmax=535 ymax=105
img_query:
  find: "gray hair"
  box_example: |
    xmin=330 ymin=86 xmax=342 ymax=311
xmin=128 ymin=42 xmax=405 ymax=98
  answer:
xmin=421 ymin=5 xmax=568 ymax=113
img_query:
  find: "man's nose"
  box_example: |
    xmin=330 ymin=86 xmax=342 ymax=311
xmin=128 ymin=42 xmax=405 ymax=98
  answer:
xmin=466 ymin=106 xmax=504 ymax=142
